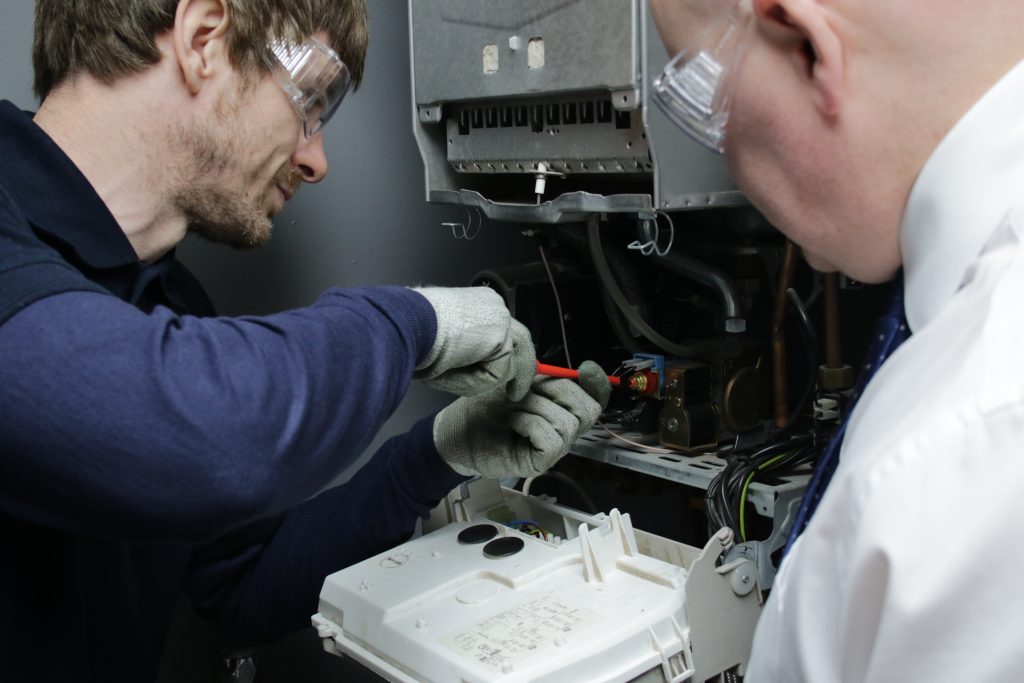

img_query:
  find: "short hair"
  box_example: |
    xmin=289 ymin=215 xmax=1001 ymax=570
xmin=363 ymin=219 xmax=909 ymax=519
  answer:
xmin=33 ymin=0 xmax=368 ymax=100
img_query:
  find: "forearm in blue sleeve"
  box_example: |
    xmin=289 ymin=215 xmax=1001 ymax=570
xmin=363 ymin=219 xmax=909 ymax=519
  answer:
xmin=0 ymin=287 xmax=436 ymax=543
xmin=184 ymin=415 xmax=468 ymax=642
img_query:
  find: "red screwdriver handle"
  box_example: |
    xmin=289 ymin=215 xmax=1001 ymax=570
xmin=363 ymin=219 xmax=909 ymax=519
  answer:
xmin=536 ymin=361 xmax=621 ymax=386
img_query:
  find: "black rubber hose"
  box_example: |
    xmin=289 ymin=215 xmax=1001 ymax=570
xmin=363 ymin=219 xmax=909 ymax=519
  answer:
xmin=601 ymin=290 xmax=644 ymax=353
xmin=556 ymin=224 xmax=647 ymax=352
xmin=587 ymin=215 xmax=713 ymax=357
xmin=657 ymin=251 xmax=744 ymax=323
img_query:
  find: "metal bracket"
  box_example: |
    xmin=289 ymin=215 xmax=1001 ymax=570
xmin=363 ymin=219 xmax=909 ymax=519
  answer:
xmin=685 ymin=528 xmax=762 ymax=681
xmin=418 ymin=105 xmax=443 ymax=123
xmin=611 ymin=87 xmax=641 ymax=111
xmin=429 ymin=189 xmax=653 ymax=224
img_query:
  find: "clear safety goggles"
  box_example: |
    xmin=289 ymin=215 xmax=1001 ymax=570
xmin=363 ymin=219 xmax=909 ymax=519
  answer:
xmin=652 ymin=1 xmax=755 ymax=154
xmin=265 ymin=38 xmax=351 ymax=138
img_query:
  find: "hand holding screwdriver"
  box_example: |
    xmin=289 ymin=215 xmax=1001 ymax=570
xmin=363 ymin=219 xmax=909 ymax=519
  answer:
xmin=535 ymin=361 xmax=621 ymax=386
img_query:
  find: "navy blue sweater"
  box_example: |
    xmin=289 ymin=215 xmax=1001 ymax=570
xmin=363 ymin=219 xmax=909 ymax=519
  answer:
xmin=0 ymin=101 xmax=467 ymax=681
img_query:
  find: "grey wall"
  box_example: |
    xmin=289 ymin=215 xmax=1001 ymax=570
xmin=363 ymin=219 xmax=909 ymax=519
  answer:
xmin=1 ymin=2 xmax=534 ymax=680
xmin=0 ymin=5 xmax=35 ymax=107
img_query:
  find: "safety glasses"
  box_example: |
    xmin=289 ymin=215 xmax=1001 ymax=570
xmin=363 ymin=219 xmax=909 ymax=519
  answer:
xmin=265 ymin=38 xmax=351 ymax=138
xmin=652 ymin=1 xmax=754 ymax=154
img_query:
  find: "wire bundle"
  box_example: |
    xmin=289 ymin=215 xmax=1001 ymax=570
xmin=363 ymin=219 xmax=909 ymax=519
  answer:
xmin=507 ymin=520 xmax=550 ymax=538
xmin=705 ymin=434 xmax=818 ymax=542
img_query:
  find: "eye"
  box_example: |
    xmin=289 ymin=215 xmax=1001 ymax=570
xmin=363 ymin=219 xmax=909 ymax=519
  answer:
xmin=306 ymin=96 xmax=325 ymax=122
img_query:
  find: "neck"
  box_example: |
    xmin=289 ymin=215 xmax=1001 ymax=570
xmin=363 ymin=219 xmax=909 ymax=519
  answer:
xmin=34 ymin=72 xmax=189 ymax=263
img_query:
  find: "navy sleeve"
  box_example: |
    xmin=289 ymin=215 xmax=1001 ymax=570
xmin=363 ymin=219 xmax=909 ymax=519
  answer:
xmin=183 ymin=415 xmax=469 ymax=642
xmin=0 ymin=287 xmax=437 ymax=543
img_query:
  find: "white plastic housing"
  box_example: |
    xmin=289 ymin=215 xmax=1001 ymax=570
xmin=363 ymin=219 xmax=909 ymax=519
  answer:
xmin=313 ymin=483 xmax=761 ymax=682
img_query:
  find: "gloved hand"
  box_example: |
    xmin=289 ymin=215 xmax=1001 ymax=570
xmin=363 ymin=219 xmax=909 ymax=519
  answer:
xmin=413 ymin=287 xmax=535 ymax=400
xmin=434 ymin=361 xmax=612 ymax=478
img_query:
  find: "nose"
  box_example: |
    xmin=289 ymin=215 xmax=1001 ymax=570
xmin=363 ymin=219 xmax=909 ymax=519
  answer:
xmin=291 ymin=131 xmax=329 ymax=183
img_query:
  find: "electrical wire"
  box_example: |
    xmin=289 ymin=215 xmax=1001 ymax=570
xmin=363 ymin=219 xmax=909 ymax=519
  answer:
xmin=523 ymin=471 xmax=599 ymax=514
xmin=786 ymin=287 xmax=817 ymax=351
xmin=738 ymin=451 xmax=791 ymax=541
xmin=507 ymin=520 xmax=550 ymax=537
xmin=539 ymin=245 xmax=572 ymax=368
xmin=705 ymin=435 xmax=816 ymax=538
xmin=627 ymin=212 xmax=676 ymax=257
xmin=738 ymin=469 xmax=758 ymax=541
xmin=598 ymin=422 xmax=676 ymax=454
xmin=523 ymin=240 xmax=603 ymax=514
xmin=776 ymin=287 xmax=820 ymax=433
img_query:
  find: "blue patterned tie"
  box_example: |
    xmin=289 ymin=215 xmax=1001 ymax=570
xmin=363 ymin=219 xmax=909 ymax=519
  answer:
xmin=782 ymin=275 xmax=910 ymax=557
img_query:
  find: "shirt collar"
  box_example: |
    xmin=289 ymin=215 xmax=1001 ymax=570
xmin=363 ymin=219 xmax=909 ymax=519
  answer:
xmin=900 ymin=59 xmax=1024 ymax=332
xmin=0 ymin=100 xmax=139 ymax=270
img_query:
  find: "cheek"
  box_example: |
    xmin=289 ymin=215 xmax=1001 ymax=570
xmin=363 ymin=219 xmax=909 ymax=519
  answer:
xmin=240 ymin=124 xmax=296 ymax=186
xmin=729 ymin=143 xmax=830 ymax=247
xmin=727 ymin=131 xmax=847 ymax=274
xmin=264 ymin=116 xmax=302 ymax=165
xmin=725 ymin=78 xmax=836 ymax=247
xmin=726 ymin=103 xmax=797 ymax=227
xmin=725 ymin=48 xmax=814 ymax=190
xmin=236 ymin=85 xmax=302 ymax=173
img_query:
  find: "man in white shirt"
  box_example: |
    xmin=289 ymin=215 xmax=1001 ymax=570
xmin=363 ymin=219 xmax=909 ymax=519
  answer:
xmin=650 ymin=0 xmax=1024 ymax=680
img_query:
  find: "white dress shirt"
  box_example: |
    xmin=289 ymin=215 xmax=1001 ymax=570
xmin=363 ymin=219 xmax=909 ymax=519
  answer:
xmin=746 ymin=58 xmax=1024 ymax=682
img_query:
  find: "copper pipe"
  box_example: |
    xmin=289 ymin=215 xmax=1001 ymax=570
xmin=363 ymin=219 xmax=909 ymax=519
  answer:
xmin=771 ymin=242 xmax=799 ymax=427
xmin=823 ymin=272 xmax=842 ymax=369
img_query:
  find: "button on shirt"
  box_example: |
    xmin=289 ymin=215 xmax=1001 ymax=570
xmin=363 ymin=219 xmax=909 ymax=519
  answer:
xmin=746 ymin=59 xmax=1024 ymax=682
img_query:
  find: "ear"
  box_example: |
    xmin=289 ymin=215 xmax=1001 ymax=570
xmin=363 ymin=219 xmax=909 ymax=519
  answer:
xmin=172 ymin=0 xmax=230 ymax=95
xmin=751 ymin=0 xmax=845 ymax=117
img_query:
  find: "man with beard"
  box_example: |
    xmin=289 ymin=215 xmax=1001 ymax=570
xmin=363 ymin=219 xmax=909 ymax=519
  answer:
xmin=0 ymin=0 xmax=610 ymax=679
xmin=650 ymin=0 xmax=1024 ymax=680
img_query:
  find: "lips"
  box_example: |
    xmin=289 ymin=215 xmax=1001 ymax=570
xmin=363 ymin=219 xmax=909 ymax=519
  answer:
xmin=271 ymin=164 xmax=302 ymax=213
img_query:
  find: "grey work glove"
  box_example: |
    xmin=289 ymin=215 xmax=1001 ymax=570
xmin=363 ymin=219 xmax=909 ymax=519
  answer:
xmin=434 ymin=360 xmax=612 ymax=478
xmin=413 ymin=286 xmax=535 ymax=400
